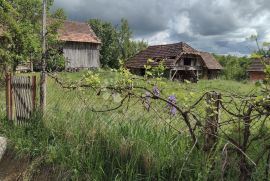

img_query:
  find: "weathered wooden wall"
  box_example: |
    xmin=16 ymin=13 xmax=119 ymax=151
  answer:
xmin=176 ymin=55 xmax=203 ymax=67
xmin=63 ymin=42 xmax=100 ymax=69
xmin=249 ymin=71 xmax=266 ymax=81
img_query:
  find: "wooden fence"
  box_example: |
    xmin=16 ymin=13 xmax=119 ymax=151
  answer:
xmin=6 ymin=74 xmax=37 ymax=124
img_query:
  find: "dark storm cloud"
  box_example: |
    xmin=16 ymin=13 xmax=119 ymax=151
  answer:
xmin=53 ymin=0 xmax=177 ymax=35
xmin=53 ymin=0 xmax=270 ymax=55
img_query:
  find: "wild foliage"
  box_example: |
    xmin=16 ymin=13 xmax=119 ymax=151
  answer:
xmin=89 ymin=19 xmax=148 ymax=68
xmin=1 ymin=66 xmax=269 ymax=180
xmin=0 ymin=0 xmax=66 ymax=74
xmin=214 ymin=54 xmax=251 ymax=81
xmin=0 ymin=0 xmax=41 ymax=72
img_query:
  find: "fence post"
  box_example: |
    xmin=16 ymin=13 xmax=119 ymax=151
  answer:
xmin=204 ymin=91 xmax=221 ymax=152
xmin=5 ymin=73 xmax=13 ymax=121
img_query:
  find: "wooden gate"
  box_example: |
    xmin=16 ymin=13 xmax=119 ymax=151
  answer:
xmin=6 ymin=74 xmax=36 ymax=124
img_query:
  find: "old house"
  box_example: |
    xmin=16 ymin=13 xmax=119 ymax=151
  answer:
xmin=126 ymin=42 xmax=223 ymax=81
xmin=247 ymin=58 xmax=270 ymax=81
xmin=58 ymin=20 xmax=101 ymax=70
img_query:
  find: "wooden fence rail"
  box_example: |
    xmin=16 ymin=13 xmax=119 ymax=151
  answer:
xmin=6 ymin=74 xmax=36 ymax=125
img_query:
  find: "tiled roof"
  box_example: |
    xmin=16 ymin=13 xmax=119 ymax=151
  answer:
xmin=58 ymin=20 xmax=101 ymax=44
xmin=247 ymin=58 xmax=270 ymax=72
xmin=199 ymin=52 xmax=223 ymax=70
xmin=126 ymin=42 xmax=223 ymax=70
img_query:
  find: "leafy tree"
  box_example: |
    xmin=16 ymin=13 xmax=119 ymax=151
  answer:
xmin=129 ymin=40 xmax=148 ymax=57
xmin=116 ymin=19 xmax=148 ymax=63
xmin=0 ymin=0 xmax=41 ymax=74
xmin=117 ymin=19 xmax=133 ymax=61
xmin=45 ymin=9 xmax=67 ymax=71
xmin=89 ymin=18 xmax=148 ymax=68
xmin=214 ymin=54 xmax=251 ymax=81
xmin=51 ymin=8 xmax=67 ymax=20
xmin=249 ymin=35 xmax=270 ymax=58
xmin=89 ymin=19 xmax=120 ymax=68
xmin=0 ymin=0 xmax=66 ymax=75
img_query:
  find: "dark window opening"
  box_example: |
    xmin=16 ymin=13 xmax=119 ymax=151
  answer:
xmin=184 ymin=58 xmax=192 ymax=66
xmin=155 ymin=58 xmax=162 ymax=62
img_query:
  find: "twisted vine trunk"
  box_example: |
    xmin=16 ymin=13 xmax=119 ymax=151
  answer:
xmin=239 ymin=155 xmax=252 ymax=181
xmin=204 ymin=92 xmax=221 ymax=152
xmin=239 ymin=107 xmax=253 ymax=181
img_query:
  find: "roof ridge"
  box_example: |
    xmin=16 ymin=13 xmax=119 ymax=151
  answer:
xmin=148 ymin=42 xmax=184 ymax=47
xmin=63 ymin=19 xmax=88 ymax=25
xmin=181 ymin=42 xmax=198 ymax=51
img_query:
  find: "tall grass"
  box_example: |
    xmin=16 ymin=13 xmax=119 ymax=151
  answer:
xmin=0 ymin=70 xmax=267 ymax=180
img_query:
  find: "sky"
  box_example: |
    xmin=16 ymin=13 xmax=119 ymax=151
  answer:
xmin=53 ymin=0 xmax=270 ymax=56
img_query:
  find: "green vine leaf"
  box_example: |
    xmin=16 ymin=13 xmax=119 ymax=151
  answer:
xmin=113 ymin=93 xmax=122 ymax=103
xmin=102 ymin=92 xmax=111 ymax=100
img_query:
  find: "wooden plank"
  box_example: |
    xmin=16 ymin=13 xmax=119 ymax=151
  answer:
xmin=24 ymin=77 xmax=29 ymax=122
xmin=27 ymin=76 xmax=31 ymax=120
xmin=12 ymin=77 xmax=19 ymax=124
xmin=17 ymin=77 xmax=22 ymax=124
xmin=10 ymin=75 xmax=13 ymax=122
xmin=63 ymin=42 xmax=100 ymax=69
xmin=171 ymin=70 xmax=178 ymax=80
xmin=32 ymin=76 xmax=36 ymax=111
xmin=10 ymin=75 xmax=37 ymax=124
xmin=5 ymin=73 xmax=12 ymax=121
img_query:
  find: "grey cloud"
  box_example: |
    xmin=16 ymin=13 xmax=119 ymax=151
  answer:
xmin=53 ymin=0 xmax=173 ymax=36
xmin=53 ymin=0 xmax=270 ymax=55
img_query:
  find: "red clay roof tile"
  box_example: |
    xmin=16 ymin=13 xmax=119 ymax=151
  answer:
xmin=126 ymin=42 xmax=223 ymax=70
xmin=58 ymin=20 xmax=101 ymax=44
xmin=247 ymin=58 xmax=270 ymax=72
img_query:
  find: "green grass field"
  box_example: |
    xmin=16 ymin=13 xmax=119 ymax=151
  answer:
xmin=0 ymin=70 xmax=266 ymax=180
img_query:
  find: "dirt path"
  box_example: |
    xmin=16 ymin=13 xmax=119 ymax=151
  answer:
xmin=0 ymin=151 xmax=62 ymax=181
xmin=0 ymin=137 xmax=7 ymax=160
xmin=0 ymin=150 xmax=30 ymax=181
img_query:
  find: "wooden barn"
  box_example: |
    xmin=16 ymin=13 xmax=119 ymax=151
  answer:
xmin=126 ymin=42 xmax=223 ymax=81
xmin=247 ymin=58 xmax=270 ymax=81
xmin=58 ymin=20 xmax=101 ymax=70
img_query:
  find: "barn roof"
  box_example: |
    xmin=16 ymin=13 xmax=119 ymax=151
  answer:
xmin=126 ymin=42 xmax=223 ymax=70
xmin=199 ymin=52 xmax=223 ymax=70
xmin=247 ymin=58 xmax=270 ymax=72
xmin=58 ymin=20 xmax=101 ymax=44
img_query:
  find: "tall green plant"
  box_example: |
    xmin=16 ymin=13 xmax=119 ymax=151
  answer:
xmin=89 ymin=18 xmax=148 ymax=68
xmin=0 ymin=0 xmax=41 ymax=71
xmin=0 ymin=0 xmax=66 ymax=73
xmin=214 ymin=54 xmax=251 ymax=81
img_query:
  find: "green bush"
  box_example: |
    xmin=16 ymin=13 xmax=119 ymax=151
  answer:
xmin=214 ymin=54 xmax=252 ymax=81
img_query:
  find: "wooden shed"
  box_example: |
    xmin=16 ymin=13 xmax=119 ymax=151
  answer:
xmin=126 ymin=42 xmax=223 ymax=81
xmin=58 ymin=20 xmax=101 ymax=70
xmin=247 ymin=58 xmax=270 ymax=81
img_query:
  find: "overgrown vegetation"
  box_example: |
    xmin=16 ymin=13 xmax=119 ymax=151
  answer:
xmin=0 ymin=0 xmax=65 ymax=74
xmin=89 ymin=19 xmax=148 ymax=68
xmin=214 ymin=54 xmax=251 ymax=81
xmin=214 ymin=36 xmax=270 ymax=81
xmin=1 ymin=1 xmax=270 ymax=180
xmin=1 ymin=69 xmax=267 ymax=180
